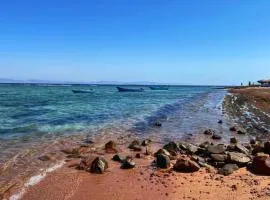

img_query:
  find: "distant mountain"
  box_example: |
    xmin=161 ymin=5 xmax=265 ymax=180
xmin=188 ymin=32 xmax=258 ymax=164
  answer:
xmin=0 ymin=78 xmax=163 ymax=85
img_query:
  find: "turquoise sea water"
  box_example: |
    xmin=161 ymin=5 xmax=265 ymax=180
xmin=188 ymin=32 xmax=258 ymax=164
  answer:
xmin=0 ymin=84 xmax=233 ymax=162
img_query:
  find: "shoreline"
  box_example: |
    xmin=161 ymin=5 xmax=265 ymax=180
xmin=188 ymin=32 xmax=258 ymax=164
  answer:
xmin=2 ymin=88 xmax=270 ymax=200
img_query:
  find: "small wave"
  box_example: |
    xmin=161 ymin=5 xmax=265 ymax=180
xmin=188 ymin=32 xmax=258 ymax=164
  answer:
xmin=9 ymin=161 xmax=65 ymax=200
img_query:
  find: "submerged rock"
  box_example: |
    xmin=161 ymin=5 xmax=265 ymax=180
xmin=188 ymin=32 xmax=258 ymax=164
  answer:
xmin=218 ymin=164 xmax=239 ymax=176
xmin=121 ymin=159 xmax=136 ymax=169
xmin=212 ymin=134 xmax=222 ymax=140
xmin=154 ymin=122 xmax=162 ymax=127
xmin=230 ymin=137 xmax=238 ymax=144
xmin=218 ymin=120 xmax=223 ymax=124
xmin=173 ymin=158 xmax=200 ymax=173
xmin=230 ymin=126 xmax=237 ymax=132
xmin=204 ymin=129 xmax=215 ymax=135
xmin=112 ymin=154 xmax=127 ymax=163
xmin=251 ymin=155 xmax=270 ymax=175
xmin=156 ymin=154 xmax=170 ymax=169
xmin=105 ymin=141 xmax=118 ymax=153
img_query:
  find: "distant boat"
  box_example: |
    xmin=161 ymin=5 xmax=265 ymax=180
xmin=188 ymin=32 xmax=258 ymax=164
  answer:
xmin=72 ymin=89 xmax=93 ymax=94
xmin=149 ymin=86 xmax=169 ymax=90
xmin=116 ymin=87 xmax=144 ymax=92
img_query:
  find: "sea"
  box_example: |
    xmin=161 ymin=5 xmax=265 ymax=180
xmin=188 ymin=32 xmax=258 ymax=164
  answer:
xmin=0 ymin=84 xmax=240 ymax=193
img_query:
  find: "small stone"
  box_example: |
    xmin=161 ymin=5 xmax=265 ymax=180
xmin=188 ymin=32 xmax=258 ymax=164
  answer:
xmin=90 ymin=157 xmax=108 ymax=174
xmin=154 ymin=122 xmax=162 ymax=127
xmin=218 ymin=120 xmax=223 ymax=124
xmin=218 ymin=164 xmax=239 ymax=176
xmin=121 ymin=159 xmax=136 ymax=169
xmin=163 ymin=142 xmax=179 ymax=156
xmin=142 ymin=139 xmax=152 ymax=147
xmin=204 ymin=129 xmax=215 ymax=135
xmin=105 ymin=141 xmax=118 ymax=153
xmin=156 ymin=154 xmax=170 ymax=169
xmin=112 ymin=154 xmax=127 ymax=163
xmin=135 ymin=153 xmax=141 ymax=158
xmin=154 ymin=148 xmax=171 ymax=157
xmin=128 ymin=140 xmax=141 ymax=149
xmin=230 ymin=126 xmax=237 ymax=132
xmin=212 ymin=134 xmax=222 ymax=140
xmin=230 ymin=137 xmax=238 ymax=144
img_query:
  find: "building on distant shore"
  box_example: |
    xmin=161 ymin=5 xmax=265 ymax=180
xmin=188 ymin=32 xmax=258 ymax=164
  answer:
xmin=258 ymin=79 xmax=270 ymax=87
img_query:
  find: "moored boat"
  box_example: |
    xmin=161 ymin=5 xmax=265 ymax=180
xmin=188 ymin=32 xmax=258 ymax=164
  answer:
xmin=149 ymin=86 xmax=169 ymax=90
xmin=116 ymin=87 xmax=144 ymax=92
xmin=72 ymin=89 xmax=93 ymax=93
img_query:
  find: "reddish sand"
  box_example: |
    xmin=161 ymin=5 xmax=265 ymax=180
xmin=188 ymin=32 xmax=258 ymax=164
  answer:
xmin=20 ymin=154 xmax=270 ymax=200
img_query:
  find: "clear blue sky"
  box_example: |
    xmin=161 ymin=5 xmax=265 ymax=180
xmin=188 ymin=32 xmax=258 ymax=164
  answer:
xmin=0 ymin=0 xmax=270 ymax=85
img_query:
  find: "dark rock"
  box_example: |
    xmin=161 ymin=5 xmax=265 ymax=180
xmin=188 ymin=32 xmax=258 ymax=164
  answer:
xmin=135 ymin=153 xmax=141 ymax=158
xmin=264 ymin=141 xmax=270 ymax=154
xmin=207 ymin=144 xmax=226 ymax=154
xmin=230 ymin=126 xmax=237 ymax=132
xmin=218 ymin=164 xmax=239 ymax=176
xmin=39 ymin=154 xmax=55 ymax=161
xmin=83 ymin=138 xmax=94 ymax=144
xmin=90 ymin=157 xmax=109 ymax=174
xmin=250 ymin=138 xmax=257 ymax=145
xmin=204 ymin=129 xmax=215 ymax=135
xmin=235 ymin=144 xmax=249 ymax=155
xmin=173 ymin=158 xmax=200 ymax=173
xmin=191 ymin=155 xmax=207 ymax=167
xmin=228 ymin=152 xmax=251 ymax=167
xmin=251 ymin=142 xmax=265 ymax=155
xmin=218 ymin=120 xmax=223 ymax=124
xmin=142 ymin=139 xmax=152 ymax=147
xmin=105 ymin=141 xmax=118 ymax=153
xmin=237 ymin=128 xmax=247 ymax=135
xmin=180 ymin=143 xmax=198 ymax=154
xmin=154 ymin=122 xmax=162 ymax=127
xmin=230 ymin=137 xmax=238 ymax=144
xmin=121 ymin=159 xmax=136 ymax=169
xmin=251 ymin=155 xmax=270 ymax=175
xmin=156 ymin=154 xmax=170 ymax=169
xmin=212 ymin=161 xmax=226 ymax=168
xmin=227 ymin=144 xmax=236 ymax=151
xmin=211 ymin=154 xmax=228 ymax=162
xmin=212 ymin=134 xmax=222 ymax=140
xmin=163 ymin=142 xmax=179 ymax=156
xmin=112 ymin=154 xmax=127 ymax=163
xmin=62 ymin=148 xmax=79 ymax=155
xmin=154 ymin=148 xmax=171 ymax=157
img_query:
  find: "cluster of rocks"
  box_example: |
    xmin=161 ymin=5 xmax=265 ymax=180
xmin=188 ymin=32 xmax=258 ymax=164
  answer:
xmin=62 ymin=136 xmax=270 ymax=176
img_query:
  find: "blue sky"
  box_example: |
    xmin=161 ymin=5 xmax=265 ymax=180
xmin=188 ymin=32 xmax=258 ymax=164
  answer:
xmin=0 ymin=0 xmax=270 ymax=85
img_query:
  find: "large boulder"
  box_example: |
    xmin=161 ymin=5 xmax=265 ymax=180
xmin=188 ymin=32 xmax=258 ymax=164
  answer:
xmin=218 ymin=164 xmax=239 ymax=176
xmin=156 ymin=154 xmax=170 ymax=169
xmin=105 ymin=141 xmax=118 ymax=153
xmin=163 ymin=142 xmax=179 ymax=156
xmin=173 ymin=158 xmax=200 ymax=173
xmin=251 ymin=155 xmax=270 ymax=175
xmin=228 ymin=152 xmax=251 ymax=167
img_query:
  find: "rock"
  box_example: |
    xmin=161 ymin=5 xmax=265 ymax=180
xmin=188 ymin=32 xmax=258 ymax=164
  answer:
xmin=199 ymin=141 xmax=211 ymax=149
xmin=154 ymin=148 xmax=171 ymax=157
xmin=105 ymin=141 xmax=118 ymax=153
xmin=112 ymin=154 xmax=127 ymax=163
xmin=180 ymin=143 xmax=198 ymax=154
xmin=218 ymin=120 xmax=223 ymax=124
xmin=191 ymin=155 xmax=207 ymax=167
xmin=91 ymin=157 xmax=109 ymax=174
xmin=230 ymin=126 xmax=237 ymax=132
xmin=163 ymin=142 xmax=179 ymax=156
xmin=211 ymin=154 xmax=228 ymax=162
xmin=156 ymin=154 xmax=170 ymax=169
xmin=154 ymin=121 xmax=162 ymax=127
xmin=219 ymin=164 xmax=239 ymax=176
xmin=142 ymin=139 xmax=152 ymax=147
xmin=128 ymin=140 xmax=140 ymax=148
xmin=251 ymin=142 xmax=265 ymax=155
xmin=212 ymin=134 xmax=222 ymax=140
xmin=121 ymin=159 xmax=136 ymax=169
xmin=237 ymin=128 xmax=246 ymax=135
xmin=173 ymin=158 xmax=200 ymax=173
xmin=204 ymin=129 xmax=215 ymax=135
xmin=207 ymin=144 xmax=226 ymax=154
xmin=235 ymin=144 xmax=249 ymax=155
xmin=251 ymin=155 xmax=270 ymax=175
xmin=62 ymin=148 xmax=79 ymax=155
xmin=230 ymin=137 xmax=238 ymax=144
xmin=39 ymin=154 xmax=55 ymax=161
xmin=135 ymin=153 xmax=141 ymax=158
xmin=145 ymin=146 xmax=152 ymax=155
xmin=264 ymin=141 xmax=270 ymax=154
xmin=228 ymin=152 xmax=251 ymax=167
xmin=250 ymin=138 xmax=257 ymax=145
